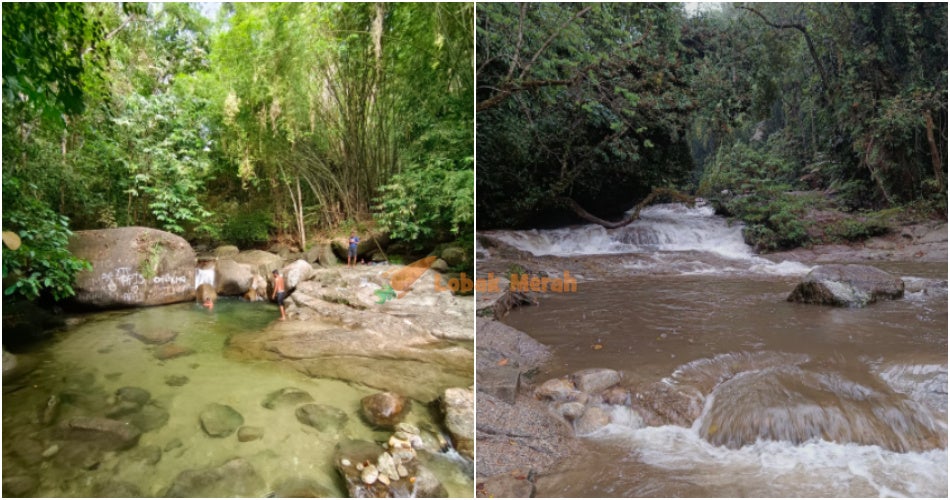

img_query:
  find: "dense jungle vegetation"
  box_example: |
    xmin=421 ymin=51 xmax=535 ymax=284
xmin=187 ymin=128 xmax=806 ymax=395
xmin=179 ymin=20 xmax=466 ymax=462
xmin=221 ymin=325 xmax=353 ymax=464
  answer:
xmin=477 ymin=2 xmax=947 ymax=250
xmin=2 ymin=2 xmax=473 ymax=301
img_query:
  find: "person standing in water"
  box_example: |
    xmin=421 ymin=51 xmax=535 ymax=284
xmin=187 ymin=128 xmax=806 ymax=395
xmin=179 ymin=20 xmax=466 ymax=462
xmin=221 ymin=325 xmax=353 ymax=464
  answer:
xmin=271 ymin=269 xmax=287 ymax=321
xmin=348 ymin=231 xmax=360 ymax=267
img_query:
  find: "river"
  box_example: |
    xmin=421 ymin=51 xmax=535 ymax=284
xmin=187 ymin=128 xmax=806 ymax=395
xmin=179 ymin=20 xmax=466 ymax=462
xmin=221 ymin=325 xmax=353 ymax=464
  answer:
xmin=482 ymin=203 xmax=948 ymax=497
xmin=2 ymin=299 xmax=473 ymax=497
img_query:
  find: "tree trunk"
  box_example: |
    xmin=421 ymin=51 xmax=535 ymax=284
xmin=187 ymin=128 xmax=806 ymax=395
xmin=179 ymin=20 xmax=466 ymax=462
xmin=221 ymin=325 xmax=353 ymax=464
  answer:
xmin=924 ymin=110 xmax=946 ymax=191
xmin=559 ymin=187 xmax=695 ymax=229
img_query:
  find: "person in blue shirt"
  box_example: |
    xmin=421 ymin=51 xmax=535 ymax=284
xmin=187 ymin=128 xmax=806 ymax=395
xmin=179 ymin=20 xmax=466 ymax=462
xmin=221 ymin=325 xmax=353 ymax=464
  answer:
xmin=348 ymin=231 xmax=360 ymax=267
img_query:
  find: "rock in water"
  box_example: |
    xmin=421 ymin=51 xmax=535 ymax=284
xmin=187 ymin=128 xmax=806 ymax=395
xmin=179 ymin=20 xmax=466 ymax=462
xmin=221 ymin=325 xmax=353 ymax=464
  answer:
xmin=295 ymin=404 xmax=349 ymax=432
xmin=572 ymin=368 xmax=621 ymax=394
xmin=163 ymin=457 xmax=265 ymax=497
xmin=360 ymin=392 xmax=410 ymax=429
xmin=787 ymin=264 xmax=904 ymax=307
xmin=199 ymin=403 xmax=244 ymax=437
xmin=261 ymin=387 xmax=314 ymax=409
xmin=127 ymin=328 xmax=178 ymax=345
xmin=441 ymin=388 xmax=474 ymax=459
xmin=58 ymin=417 xmax=141 ymax=450
xmin=237 ymin=426 xmax=264 ymax=442
xmin=68 ymin=227 xmax=196 ymax=308
xmin=214 ymin=258 xmax=254 ymax=295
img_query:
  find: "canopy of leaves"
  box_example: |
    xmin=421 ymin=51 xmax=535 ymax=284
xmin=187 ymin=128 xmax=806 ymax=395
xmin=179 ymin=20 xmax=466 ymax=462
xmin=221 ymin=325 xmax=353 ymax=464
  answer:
xmin=476 ymin=3 xmax=696 ymax=228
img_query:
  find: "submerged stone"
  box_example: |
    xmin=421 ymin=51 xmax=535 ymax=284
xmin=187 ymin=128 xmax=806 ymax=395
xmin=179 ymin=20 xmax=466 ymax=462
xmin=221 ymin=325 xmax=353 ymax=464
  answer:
xmin=163 ymin=457 xmax=265 ymax=497
xmin=261 ymin=387 xmax=314 ymax=409
xmin=199 ymin=403 xmax=244 ymax=438
xmin=295 ymin=404 xmax=348 ymax=432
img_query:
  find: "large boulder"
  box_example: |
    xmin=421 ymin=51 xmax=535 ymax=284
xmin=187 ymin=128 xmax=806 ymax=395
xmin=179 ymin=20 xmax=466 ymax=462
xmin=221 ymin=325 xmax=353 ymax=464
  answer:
xmin=787 ymin=264 xmax=904 ymax=307
xmin=360 ymin=392 xmax=410 ymax=429
xmin=282 ymin=259 xmax=314 ymax=289
xmin=213 ymin=259 xmax=254 ymax=296
xmin=232 ymin=250 xmax=283 ymax=284
xmin=68 ymin=227 xmax=196 ymax=308
xmin=306 ymin=242 xmax=338 ymax=267
xmin=441 ymin=388 xmax=474 ymax=459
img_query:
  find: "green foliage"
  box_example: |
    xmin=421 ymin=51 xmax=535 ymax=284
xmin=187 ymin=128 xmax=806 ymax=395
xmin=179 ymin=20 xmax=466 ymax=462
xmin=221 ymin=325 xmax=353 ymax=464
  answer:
xmin=2 ymin=178 xmax=91 ymax=301
xmin=221 ymin=208 xmax=274 ymax=248
xmin=374 ymin=158 xmax=474 ymax=242
xmin=1 ymin=3 xmax=107 ymax=124
xmin=477 ymin=3 xmax=696 ymax=228
xmin=687 ymin=3 xmax=947 ymax=214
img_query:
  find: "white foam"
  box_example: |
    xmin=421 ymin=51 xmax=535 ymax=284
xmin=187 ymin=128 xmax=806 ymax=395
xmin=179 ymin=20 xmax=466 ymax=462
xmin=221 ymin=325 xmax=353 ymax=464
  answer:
xmin=195 ymin=267 xmax=215 ymax=288
xmin=589 ymin=422 xmax=948 ymax=497
xmin=486 ymin=203 xmax=814 ymax=276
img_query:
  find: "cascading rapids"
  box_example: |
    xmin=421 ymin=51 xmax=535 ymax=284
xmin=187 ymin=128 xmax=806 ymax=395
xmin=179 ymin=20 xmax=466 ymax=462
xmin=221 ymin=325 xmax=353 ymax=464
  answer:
xmin=486 ymin=202 xmax=811 ymax=275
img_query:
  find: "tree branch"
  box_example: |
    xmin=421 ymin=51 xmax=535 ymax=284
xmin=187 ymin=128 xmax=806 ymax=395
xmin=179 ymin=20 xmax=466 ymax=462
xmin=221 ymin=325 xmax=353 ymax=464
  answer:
xmin=559 ymin=187 xmax=695 ymax=229
xmin=739 ymin=6 xmax=831 ymax=102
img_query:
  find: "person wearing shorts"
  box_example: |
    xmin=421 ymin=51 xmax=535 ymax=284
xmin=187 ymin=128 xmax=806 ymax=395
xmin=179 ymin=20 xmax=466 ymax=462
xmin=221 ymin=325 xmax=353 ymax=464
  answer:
xmin=348 ymin=231 xmax=360 ymax=267
xmin=271 ymin=269 xmax=287 ymax=320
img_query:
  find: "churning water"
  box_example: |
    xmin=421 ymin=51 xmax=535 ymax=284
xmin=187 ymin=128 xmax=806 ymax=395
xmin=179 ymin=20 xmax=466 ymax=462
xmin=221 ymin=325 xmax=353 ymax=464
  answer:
xmin=493 ymin=203 xmax=948 ymax=497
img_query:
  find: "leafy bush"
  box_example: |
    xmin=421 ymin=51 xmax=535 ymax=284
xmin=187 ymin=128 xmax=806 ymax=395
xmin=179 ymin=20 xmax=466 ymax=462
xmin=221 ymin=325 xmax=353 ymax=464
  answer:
xmin=2 ymin=177 xmax=92 ymax=301
xmin=221 ymin=208 xmax=273 ymax=248
xmin=373 ymin=158 xmax=474 ymax=242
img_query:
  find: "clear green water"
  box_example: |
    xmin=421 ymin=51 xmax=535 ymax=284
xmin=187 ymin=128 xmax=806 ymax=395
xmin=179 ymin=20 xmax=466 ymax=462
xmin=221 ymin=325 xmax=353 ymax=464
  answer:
xmin=3 ymin=299 xmax=473 ymax=497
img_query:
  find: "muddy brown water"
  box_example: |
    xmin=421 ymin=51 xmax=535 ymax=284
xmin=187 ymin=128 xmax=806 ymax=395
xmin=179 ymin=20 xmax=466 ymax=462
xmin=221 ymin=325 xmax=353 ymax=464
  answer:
xmin=486 ymin=203 xmax=948 ymax=497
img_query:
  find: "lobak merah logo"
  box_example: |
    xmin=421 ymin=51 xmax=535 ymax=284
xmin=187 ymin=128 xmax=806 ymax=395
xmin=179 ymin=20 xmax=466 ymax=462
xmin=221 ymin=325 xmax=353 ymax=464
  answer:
xmin=375 ymin=256 xmax=438 ymax=303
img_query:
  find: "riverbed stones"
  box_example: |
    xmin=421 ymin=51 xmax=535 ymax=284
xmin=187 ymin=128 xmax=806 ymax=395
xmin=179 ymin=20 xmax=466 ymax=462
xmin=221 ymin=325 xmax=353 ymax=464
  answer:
xmin=214 ymin=245 xmax=240 ymax=259
xmin=787 ymin=264 xmax=904 ymax=307
xmin=127 ymin=327 xmax=178 ymax=345
xmin=2 ymin=475 xmax=39 ymax=497
xmin=126 ymin=403 xmax=170 ymax=432
xmin=558 ymin=401 xmax=587 ymax=422
xmin=237 ymin=425 xmax=264 ymax=442
xmin=535 ymin=377 xmax=581 ymax=402
xmin=199 ymin=403 xmax=244 ymax=437
xmin=572 ymin=368 xmax=621 ymax=394
xmin=164 ymin=375 xmax=189 ymax=387
xmin=441 ymin=387 xmax=475 ymax=459
xmin=68 ymin=227 xmax=196 ymax=308
xmin=360 ymin=392 xmax=410 ymax=429
xmin=270 ymin=477 xmax=334 ymax=498
xmin=153 ymin=343 xmax=193 ymax=360
xmin=261 ymin=387 xmax=315 ymax=409
xmin=91 ymin=480 xmax=144 ymax=498
xmin=163 ymin=457 xmax=266 ymax=497
xmin=477 ymin=474 xmax=535 ymax=498
xmin=116 ymin=386 xmax=151 ymax=406
xmin=58 ymin=417 xmax=141 ymax=450
xmin=574 ymin=406 xmax=611 ymax=436
xmin=295 ymin=403 xmax=349 ymax=432
xmin=601 ymin=386 xmax=631 ymax=405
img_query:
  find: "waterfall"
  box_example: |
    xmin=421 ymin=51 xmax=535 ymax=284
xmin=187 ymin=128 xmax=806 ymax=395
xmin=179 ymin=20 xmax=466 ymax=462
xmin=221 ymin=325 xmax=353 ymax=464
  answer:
xmin=485 ymin=202 xmax=812 ymax=276
xmin=195 ymin=267 xmax=215 ymax=289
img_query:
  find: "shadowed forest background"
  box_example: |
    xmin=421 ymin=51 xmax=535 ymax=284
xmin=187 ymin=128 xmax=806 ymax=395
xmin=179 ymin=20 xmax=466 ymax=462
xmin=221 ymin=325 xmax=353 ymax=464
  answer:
xmin=3 ymin=2 xmax=473 ymax=303
xmin=477 ymin=2 xmax=947 ymax=251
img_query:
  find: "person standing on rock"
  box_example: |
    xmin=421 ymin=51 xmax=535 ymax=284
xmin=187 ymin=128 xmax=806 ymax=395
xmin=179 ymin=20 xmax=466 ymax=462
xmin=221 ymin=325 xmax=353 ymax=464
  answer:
xmin=272 ymin=270 xmax=287 ymax=321
xmin=347 ymin=231 xmax=360 ymax=267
